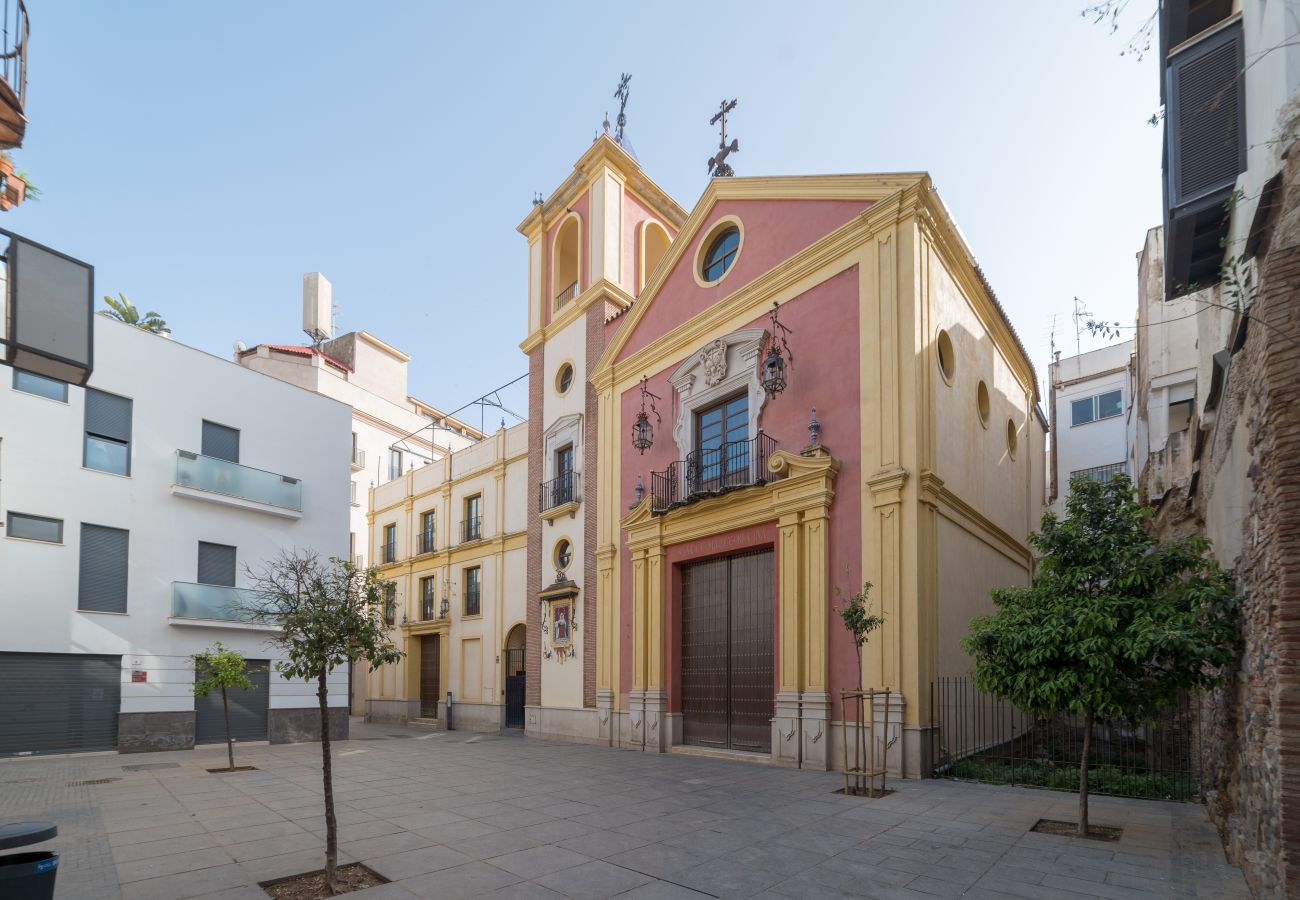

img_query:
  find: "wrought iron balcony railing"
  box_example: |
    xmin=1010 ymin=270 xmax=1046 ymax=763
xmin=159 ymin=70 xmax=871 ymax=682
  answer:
xmin=0 ymin=1 xmax=28 ymax=149
xmin=650 ymin=432 xmax=777 ymax=514
xmin=171 ymin=582 xmax=265 ymax=624
xmin=175 ymin=450 xmax=302 ymax=511
xmin=539 ymin=471 xmax=579 ymax=512
xmin=554 ymin=280 xmax=579 ymax=307
xmin=418 ymin=529 xmax=436 ymax=555
xmin=460 ymin=516 xmax=482 ymax=543
xmin=382 ymin=540 xmax=397 ymax=564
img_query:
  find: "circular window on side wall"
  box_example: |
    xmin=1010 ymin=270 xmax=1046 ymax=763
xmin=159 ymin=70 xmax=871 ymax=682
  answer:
xmin=1006 ymin=419 xmax=1018 ymax=458
xmin=556 ymin=363 xmax=575 ymax=396
xmin=936 ymin=329 xmax=956 ymax=383
xmin=554 ymin=539 xmax=573 ymax=574
xmin=976 ymin=380 xmax=991 ymax=428
xmin=701 ymin=226 xmax=740 ymax=283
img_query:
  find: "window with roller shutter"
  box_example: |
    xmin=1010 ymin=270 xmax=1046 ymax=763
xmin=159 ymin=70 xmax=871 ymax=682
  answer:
xmin=78 ymin=523 xmax=129 ymax=613
xmin=201 ymin=420 xmax=240 ymax=463
xmin=198 ymin=541 xmax=237 ymax=587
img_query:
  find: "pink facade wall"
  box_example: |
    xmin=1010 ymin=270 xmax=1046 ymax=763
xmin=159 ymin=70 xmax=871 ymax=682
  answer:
xmin=615 ymin=258 xmax=863 ymax=706
xmin=615 ymin=198 xmax=870 ymax=362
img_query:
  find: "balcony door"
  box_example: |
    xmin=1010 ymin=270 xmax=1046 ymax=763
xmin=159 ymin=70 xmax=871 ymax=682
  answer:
xmin=693 ymin=393 xmax=748 ymax=494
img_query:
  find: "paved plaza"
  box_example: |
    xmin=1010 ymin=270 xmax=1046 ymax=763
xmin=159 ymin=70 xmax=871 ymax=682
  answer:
xmin=0 ymin=718 xmax=1250 ymax=900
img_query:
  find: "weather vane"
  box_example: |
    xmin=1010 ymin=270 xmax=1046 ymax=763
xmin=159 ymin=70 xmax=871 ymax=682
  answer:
xmin=708 ymin=98 xmax=739 ymax=177
xmin=614 ymin=73 xmax=631 ymax=142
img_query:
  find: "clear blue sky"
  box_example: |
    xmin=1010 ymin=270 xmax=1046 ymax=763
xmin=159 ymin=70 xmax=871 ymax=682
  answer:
xmin=11 ymin=2 xmax=1158 ymax=423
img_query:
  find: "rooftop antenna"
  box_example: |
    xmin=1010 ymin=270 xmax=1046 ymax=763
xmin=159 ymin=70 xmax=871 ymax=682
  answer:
xmin=1071 ymin=296 xmax=1089 ymax=357
xmin=613 ymin=73 xmax=631 ymax=143
xmin=708 ymin=98 xmax=739 ymax=177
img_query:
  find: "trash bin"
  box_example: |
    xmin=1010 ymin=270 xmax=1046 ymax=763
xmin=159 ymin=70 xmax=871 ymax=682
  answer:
xmin=0 ymin=823 xmax=58 ymax=900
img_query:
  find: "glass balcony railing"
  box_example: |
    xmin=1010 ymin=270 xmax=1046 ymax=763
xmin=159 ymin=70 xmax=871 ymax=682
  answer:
xmin=174 ymin=450 xmax=302 ymax=511
xmin=171 ymin=582 xmax=268 ymax=624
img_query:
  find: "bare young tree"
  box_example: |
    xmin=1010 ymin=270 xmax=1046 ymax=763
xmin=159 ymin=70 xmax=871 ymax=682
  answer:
xmin=243 ymin=550 xmax=401 ymax=895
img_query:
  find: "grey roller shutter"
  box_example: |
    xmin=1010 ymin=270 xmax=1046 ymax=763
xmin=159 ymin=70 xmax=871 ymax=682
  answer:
xmin=84 ymin=388 xmax=132 ymax=442
xmin=195 ymin=659 xmax=269 ymax=744
xmin=78 ymin=523 xmax=129 ymax=613
xmin=201 ymin=420 xmax=240 ymax=463
xmin=198 ymin=541 xmax=237 ymax=587
xmin=0 ymin=653 xmax=121 ymax=755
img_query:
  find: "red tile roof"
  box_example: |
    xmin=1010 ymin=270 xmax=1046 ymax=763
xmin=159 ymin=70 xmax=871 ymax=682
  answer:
xmin=257 ymin=344 xmax=352 ymax=372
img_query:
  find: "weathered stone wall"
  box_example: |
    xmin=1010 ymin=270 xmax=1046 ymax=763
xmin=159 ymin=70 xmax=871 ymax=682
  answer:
xmin=1189 ymin=147 xmax=1300 ymax=899
xmin=268 ymin=707 xmax=348 ymax=744
xmin=117 ymin=712 xmax=195 ymax=753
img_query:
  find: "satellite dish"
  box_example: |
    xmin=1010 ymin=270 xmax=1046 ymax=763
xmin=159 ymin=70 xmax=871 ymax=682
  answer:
xmin=234 ymin=340 xmax=247 ymax=354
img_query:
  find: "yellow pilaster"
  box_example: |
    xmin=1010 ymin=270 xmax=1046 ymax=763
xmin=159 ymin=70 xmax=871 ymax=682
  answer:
xmin=865 ymin=467 xmax=908 ymax=691
xmin=778 ymin=512 xmax=803 ymax=694
xmin=630 ymin=549 xmax=647 ymax=692
xmin=801 ymin=507 xmax=830 ymax=694
xmin=646 ymin=546 xmax=665 ymax=690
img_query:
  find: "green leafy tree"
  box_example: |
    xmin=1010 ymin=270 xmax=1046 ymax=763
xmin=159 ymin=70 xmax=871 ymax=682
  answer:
xmin=836 ymin=580 xmax=884 ymax=688
xmin=244 ymin=551 xmax=401 ymax=896
xmin=192 ymin=642 xmax=253 ymax=772
xmin=963 ymin=474 xmax=1237 ymax=836
xmin=99 ymin=293 xmax=169 ymax=335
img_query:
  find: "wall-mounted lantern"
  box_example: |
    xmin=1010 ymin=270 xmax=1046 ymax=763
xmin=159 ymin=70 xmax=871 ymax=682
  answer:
xmin=631 ymin=375 xmax=662 ymax=454
xmin=761 ymin=299 xmax=794 ymax=398
xmin=439 ymin=581 xmax=450 ymax=619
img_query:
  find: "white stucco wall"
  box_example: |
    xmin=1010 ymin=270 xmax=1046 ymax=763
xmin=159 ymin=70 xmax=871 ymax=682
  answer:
xmin=1049 ymin=341 xmax=1134 ymax=517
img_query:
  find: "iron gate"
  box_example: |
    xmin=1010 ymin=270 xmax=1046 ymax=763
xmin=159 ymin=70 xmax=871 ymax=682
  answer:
xmin=504 ymin=647 xmax=525 ymax=728
xmin=681 ymin=548 xmax=774 ymax=753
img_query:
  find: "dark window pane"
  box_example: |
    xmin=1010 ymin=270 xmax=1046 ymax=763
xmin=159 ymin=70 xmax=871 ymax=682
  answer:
xmin=197 ymin=541 xmax=237 ymax=587
xmin=85 ymin=389 xmax=132 ymax=442
xmin=702 ymin=228 xmax=740 ymax=282
xmin=1071 ymin=397 xmax=1095 ymax=427
xmin=1097 ymin=390 xmax=1123 ymax=419
xmin=201 ymin=420 xmax=240 ymax=463
xmin=8 ymin=512 xmax=63 ymax=543
xmin=13 ymin=369 xmax=68 ymax=402
xmin=85 ymin=435 xmax=129 ymax=476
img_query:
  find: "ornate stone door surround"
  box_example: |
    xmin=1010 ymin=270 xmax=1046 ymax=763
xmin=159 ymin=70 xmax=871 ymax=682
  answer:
xmin=619 ymin=447 xmax=839 ymax=766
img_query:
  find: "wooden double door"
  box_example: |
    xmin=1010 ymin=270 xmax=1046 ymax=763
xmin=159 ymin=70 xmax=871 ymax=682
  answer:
xmin=680 ymin=548 xmax=774 ymax=753
xmin=420 ymin=635 xmax=440 ymax=718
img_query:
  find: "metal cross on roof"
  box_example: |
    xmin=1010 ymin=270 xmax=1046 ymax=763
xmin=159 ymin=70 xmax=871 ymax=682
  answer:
xmin=708 ymin=98 xmax=739 ymax=177
xmin=614 ymin=73 xmax=631 ymax=142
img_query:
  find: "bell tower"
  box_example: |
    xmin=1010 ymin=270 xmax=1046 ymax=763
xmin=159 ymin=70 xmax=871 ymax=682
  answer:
xmin=516 ymin=88 xmax=686 ymax=742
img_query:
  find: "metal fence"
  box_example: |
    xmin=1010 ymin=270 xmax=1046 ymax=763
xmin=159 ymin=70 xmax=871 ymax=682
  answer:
xmin=930 ymin=677 xmax=1200 ymax=801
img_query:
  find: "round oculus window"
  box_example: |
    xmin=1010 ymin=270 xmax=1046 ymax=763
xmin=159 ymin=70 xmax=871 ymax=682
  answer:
xmin=936 ymin=329 xmax=956 ymax=383
xmin=557 ymin=363 xmax=574 ymax=395
xmin=555 ymin=539 xmax=573 ymax=572
xmin=701 ymin=226 xmax=740 ymax=282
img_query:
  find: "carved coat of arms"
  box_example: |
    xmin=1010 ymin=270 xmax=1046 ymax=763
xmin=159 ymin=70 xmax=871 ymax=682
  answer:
xmin=699 ymin=339 xmax=728 ymax=386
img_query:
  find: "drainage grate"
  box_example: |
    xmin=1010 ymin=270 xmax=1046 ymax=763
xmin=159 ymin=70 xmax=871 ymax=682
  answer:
xmin=1 ymin=778 xmax=42 ymax=785
xmin=122 ymin=763 xmax=180 ymax=772
xmin=66 ymin=777 xmax=120 ymax=786
xmin=385 ymin=734 xmax=413 ymax=739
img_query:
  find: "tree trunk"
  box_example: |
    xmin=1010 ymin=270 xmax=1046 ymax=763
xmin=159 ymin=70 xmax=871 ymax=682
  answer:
xmin=222 ymin=686 xmax=234 ymax=771
xmin=318 ymin=670 xmax=338 ymax=895
xmin=1078 ymin=710 xmax=1092 ymax=837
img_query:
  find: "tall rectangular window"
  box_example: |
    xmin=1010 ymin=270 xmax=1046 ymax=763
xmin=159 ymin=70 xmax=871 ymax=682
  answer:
xmin=79 ymin=523 xmax=129 ymax=613
xmin=201 ymin=420 xmax=240 ymax=463
xmin=463 ymin=495 xmax=482 ymax=542
xmin=388 ymin=448 xmax=403 ymax=481
xmin=197 ymin=541 xmax=237 ymax=587
xmin=7 ymin=511 xmax=63 ymax=543
xmin=419 ymin=510 xmax=436 ymax=554
xmin=13 ymin=369 xmax=68 ymax=402
xmin=554 ymin=444 xmax=575 ymax=505
xmin=84 ymin=388 xmax=132 ymax=476
xmin=383 ymin=584 xmax=397 ymax=626
xmin=421 ymin=576 xmax=437 ymax=620
xmin=383 ymin=523 xmax=397 ymax=563
xmin=464 ymin=567 xmax=481 ymax=617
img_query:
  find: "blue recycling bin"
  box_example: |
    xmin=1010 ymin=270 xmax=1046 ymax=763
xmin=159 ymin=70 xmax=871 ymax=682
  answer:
xmin=0 ymin=823 xmax=58 ymax=900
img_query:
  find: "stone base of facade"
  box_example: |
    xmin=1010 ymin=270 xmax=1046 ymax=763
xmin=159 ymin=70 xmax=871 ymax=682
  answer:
xmin=365 ymin=698 xmax=421 ymax=725
xmin=268 ymin=707 xmax=349 ymax=744
xmin=117 ymin=711 xmax=195 ymax=754
xmin=451 ymin=701 xmax=504 ymax=732
xmin=525 ymin=704 xmax=601 ymax=744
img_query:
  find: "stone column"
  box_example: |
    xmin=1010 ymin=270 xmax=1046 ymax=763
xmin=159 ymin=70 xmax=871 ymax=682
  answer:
xmin=801 ymin=506 xmax=832 ymax=770
xmin=774 ymin=512 xmax=804 ymax=766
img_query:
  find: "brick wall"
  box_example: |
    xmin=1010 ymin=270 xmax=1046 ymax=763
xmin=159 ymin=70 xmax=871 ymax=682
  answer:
xmin=582 ymin=303 xmax=605 ymax=708
xmin=1193 ymin=149 xmax=1300 ymax=899
xmin=526 ymin=346 xmax=543 ymax=708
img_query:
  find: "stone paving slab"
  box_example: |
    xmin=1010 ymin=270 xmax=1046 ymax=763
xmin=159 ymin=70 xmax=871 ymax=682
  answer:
xmin=0 ymin=718 xmax=1253 ymax=899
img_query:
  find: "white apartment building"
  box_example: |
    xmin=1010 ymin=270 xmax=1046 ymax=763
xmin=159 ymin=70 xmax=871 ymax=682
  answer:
xmin=0 ymin=315 xmax=352 ymax=755
xmin=236 ymin=273 xmax=481 ymax=712
xmin=1047 ymin=340 xmax=1134 ymax=517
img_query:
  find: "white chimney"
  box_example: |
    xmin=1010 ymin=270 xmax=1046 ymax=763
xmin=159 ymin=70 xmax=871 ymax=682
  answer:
xmin=303 ymin=272 xmax=332 ymax=342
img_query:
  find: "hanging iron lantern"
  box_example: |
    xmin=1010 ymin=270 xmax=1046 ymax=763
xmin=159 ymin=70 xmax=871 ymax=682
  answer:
xmin=631 ymin=376 xmax=662 ymax=454
xmin=762 ymin=300 xmax=795 ymax=399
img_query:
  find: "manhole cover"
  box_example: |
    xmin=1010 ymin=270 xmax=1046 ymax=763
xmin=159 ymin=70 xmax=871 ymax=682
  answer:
xmin=122 ymin=763 xmax=180 ymax=772
xmin=66 ymin=777 xmax=120 ymax=786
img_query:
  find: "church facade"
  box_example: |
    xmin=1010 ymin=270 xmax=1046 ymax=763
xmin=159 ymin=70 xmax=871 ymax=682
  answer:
xmin=520 ymin=135 xmax=1045 ymax=773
